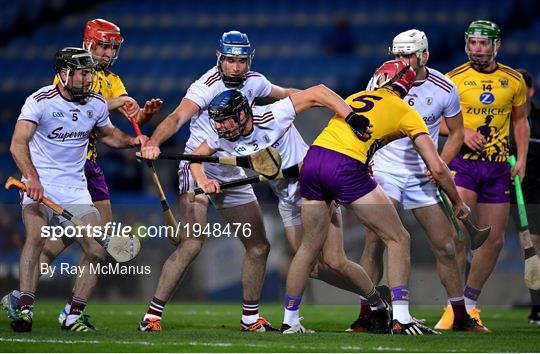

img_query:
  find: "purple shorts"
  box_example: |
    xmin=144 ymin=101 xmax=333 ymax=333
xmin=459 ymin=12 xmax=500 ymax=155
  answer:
xmin=449 ymin=155 xmax=510 ymax=203
xmin=300 ymin=146 xmax=377 ymax=205
xmin=85 ymin=159 xmax=110 ymax=202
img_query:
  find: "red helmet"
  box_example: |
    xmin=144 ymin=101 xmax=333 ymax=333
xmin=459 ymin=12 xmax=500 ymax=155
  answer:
xmin=371 ymin=59 xmax=416 ymax=96
xmin=83 ymin=19 xmax=124 ymax=69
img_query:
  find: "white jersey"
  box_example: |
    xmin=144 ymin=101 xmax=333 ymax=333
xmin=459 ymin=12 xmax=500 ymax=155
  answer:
xmin=17 ymin=84 xmax=110 ymax=188
xmin=184 ymin=66 xmax=272 ymax=151
xmin=373 ymin=67 xmax=461 ymax=172
xmin=207 ymin=98 xmax=308 ymax=169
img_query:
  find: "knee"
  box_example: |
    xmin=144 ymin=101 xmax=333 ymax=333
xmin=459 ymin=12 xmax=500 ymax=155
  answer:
xmin=180 ymin=238 xmax=205 ymax=256
xmin=432 ymin=241 xmax=457 ymax=262
xmin=86 ymin=243 xmax=106 ymax=262
xmin=384 ymin=227 xmax=410 ymax=247
xmin=483 ymin=235 xmax=504 ymax=254
xmin=322 ymin=252 xmax=347 ymax=273
xmin=246 ymin=241 xmax=270 ymax=260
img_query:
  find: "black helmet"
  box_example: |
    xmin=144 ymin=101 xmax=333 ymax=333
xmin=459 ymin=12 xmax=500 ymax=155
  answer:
xmin=208 ymin=89 xmax=252 ymax=141
xmin=54 ymin=47 xmax=95 ymax=103
xmin=54 ymin=47 xmax=95 ymax=75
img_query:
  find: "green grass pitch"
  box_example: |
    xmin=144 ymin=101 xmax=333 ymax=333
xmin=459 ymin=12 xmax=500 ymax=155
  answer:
xmin=0 ymin=302 xmax=539 ymax=352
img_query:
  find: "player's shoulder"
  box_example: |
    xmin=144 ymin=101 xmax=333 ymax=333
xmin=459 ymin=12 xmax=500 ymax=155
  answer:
xmin=87 ymin=91 xmax=107 ymax=107
xmin=198 ymin=66 xmax=222 ymax=88
xmin=496 ymin=62 xmax=524 ymax=83
xmin=31 ymin=84 xmax=59 ymax=102
xmin=446 ymin=62 xmax=473 ymax=79
xmin=425 ymin=67 xmax=455 ymax=93
xmin=245 ymin=70 xmax=266 ymax=81
xmin=102 ymin=68 xmax=121 ymax=79
xmin=252 ymin=104 xmax=275 ymax=126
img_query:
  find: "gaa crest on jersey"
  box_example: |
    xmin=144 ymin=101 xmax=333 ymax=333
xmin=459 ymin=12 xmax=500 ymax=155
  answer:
xmin=425 ymin=97 xmax=433 ymax=105
xmin=479 ymin=92 xmax=495 ymax=105
xmin=87 ymin=110 xmax=93 ymax=119
xmin=262 ymin=134 xmax=271 ymax=143
xmin=247 ymin=89 xmax=253 ymax=99
xmin=499 ymin=78 xmax=509 ymax=89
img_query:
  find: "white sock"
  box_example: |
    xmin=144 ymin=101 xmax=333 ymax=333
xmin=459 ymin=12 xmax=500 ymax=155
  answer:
xmin=283 ymin=308 xmax=299 ymax=326
xmin=392 ymin=302 xmax=413 ymax=324
xmin=65 ymin=314 xmax=79 ymax=326
xmin=242 ymin=314 xmax=259 ymax=325
xmin=64 ymin=303 xmax=71 ymax=314
xmin=464 ymin=296 xmax=477 ymax=311
xmin=143 ymin=313 xmax=161 ymax=321
xmin=13 ymin=290 xmax=20 ymax=298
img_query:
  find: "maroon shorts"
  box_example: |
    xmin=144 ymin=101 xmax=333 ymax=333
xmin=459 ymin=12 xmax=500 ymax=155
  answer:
xmin=300 ymin=146 xmax=377 ymax=205
xmin=85 ymin=159 xmax=110 ymax=202
xmin=449 ymin=155 xmax=510 ymax=203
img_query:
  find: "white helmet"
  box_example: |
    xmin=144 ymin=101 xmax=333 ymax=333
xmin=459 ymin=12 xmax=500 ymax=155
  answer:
xmin=390 ymin=29 xmax=429 ymax=67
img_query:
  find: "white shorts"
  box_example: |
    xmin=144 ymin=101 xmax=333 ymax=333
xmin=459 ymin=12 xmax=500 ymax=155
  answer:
xmin=372 ymin=165 xmax=439 ymax=210
xmin=21 ymin=182 xmax=98 ymax=224
xmin=178 ymin=147 xmax=256 ymax=210
xmin=268 ymin=178 xmax=302 ymax=227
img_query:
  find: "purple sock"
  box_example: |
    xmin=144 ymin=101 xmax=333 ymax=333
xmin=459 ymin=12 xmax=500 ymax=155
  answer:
xmin=284 ymin=293 xmax=302 ymax=311
xmin=464 ymin=286 xmax=481 ymax=301
xmin=391 ymin=285 xmax=409 ymax=303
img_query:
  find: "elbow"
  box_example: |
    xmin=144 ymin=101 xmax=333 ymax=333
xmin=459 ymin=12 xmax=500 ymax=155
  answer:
xmin=430 ymin=161 xmax=447 ymax=180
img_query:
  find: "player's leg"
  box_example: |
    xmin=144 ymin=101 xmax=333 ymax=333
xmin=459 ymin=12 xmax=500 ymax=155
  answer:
xmin=462 ymin=162 xmax=511 ymax=326
xmin=282 ymin=199 xmax=331 ymax=333
xmin=347 ymin=186 xmax=438 ymax=334
xmin=465 ymin=202 xmax=508 ymax=309
xmin=530 ymin=232 xmax=540 ymax=324
xmin=219 ymin=200 xmax=273 ymax=331
xmin=414 ymin=203 xmax=488 ymax=332
xmin=64 ymin=206 xmax=105 ymax=332
xmin=10 ymin=203 xmax=49 ymax=332
xmin=57 ymin=161 xmax=111 ymax=328
xmin=139 ymin=192 xmax=209 ymax=332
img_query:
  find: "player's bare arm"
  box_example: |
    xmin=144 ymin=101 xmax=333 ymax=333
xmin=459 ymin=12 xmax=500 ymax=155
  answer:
xmin=440 ymin=112 xmax=464 ymax=164
xmin=289 ymin=84 xmax=372 ymax=140
xmin=97 ymin=122 xmax=148 ymax=149
xmin=189 ymin=141 xmax=220 ymax=194
xmin=140 ymin=98 xmax=200 ymax=160
xmin=268 ymin=84 xmax=300 ymax=99
xmin=414 ymin=134 xmax=469 ymax=218
xmin=290 ymin=84 xmax=351 ymax=117
xmin=10 ymin=120 xmax=43 ymax=201
xmin=107 ymin=95 xmax=137 ymax=111
xmin=512 ymin=103 xmax=530 ymax=181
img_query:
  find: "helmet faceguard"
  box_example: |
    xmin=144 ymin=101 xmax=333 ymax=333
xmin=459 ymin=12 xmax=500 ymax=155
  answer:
xmin=370 ymin=60 xmax=416 ymax=97
xmin=217 ymin=31 xmax=255 ymax=88
xmin=390 ymin=29 xmax=429 ymax=69
xmin=54 ymin=47 xmax=96 ymax=104
xmin=208 ymin=89 xmax=252 ymax=141
xmin=465 ymin=20 xmax=501 ymax=67
xmin=83 ymin=19 xmax=124 ymax=70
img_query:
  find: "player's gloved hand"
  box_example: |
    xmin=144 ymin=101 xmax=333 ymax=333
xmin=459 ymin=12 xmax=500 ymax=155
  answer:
xmin=199 ymin=178 xmax=221 ymax=195
xmin=453 ymin=201 xmax=471 ymax=220
xmin=345 ymin=112 xmax=372 ymax=142
xmin=463 ymin=128 xmax=485 ymax=152
xmin=26 ymin=175 xmax=44 ymax=201
xmin=140 ymin=140 xmax=161 ymax=160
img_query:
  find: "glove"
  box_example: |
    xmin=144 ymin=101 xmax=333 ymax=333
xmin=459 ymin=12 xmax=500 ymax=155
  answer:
xmin=345 ymin=112 xmax=372 ymax=141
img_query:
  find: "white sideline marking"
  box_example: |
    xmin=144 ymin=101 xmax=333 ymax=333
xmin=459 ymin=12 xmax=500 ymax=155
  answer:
xmin=1 ymin=337 xmax=433 ymax=352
